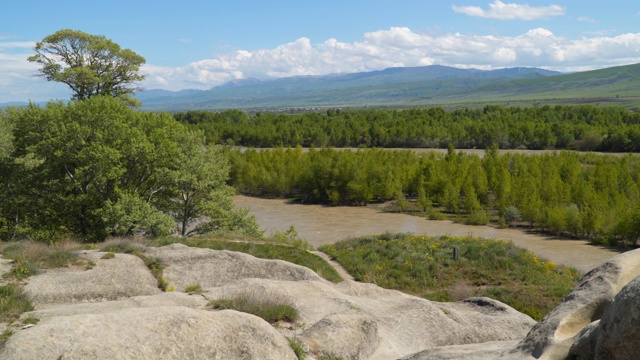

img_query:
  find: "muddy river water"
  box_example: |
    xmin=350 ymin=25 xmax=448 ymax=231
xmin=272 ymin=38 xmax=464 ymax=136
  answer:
xmin=234 ymin=195 xmax=621 ymax=274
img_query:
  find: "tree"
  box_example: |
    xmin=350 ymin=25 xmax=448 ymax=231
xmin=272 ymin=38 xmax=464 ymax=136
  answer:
xmin=28 ymin=29 xmax=145 ymax=106
xmin=2 ymin=96 xmax=258 ymax=241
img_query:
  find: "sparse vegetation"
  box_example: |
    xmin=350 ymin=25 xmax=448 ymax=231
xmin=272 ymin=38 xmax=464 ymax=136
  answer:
xmin=209 ymin=290 xmax=298 ymax=324
xmin=320 ymin=233 xmax=582 ymax=320
xmin=289 ymin=338 xmax=306 ymax=360
xmin=184 ymin=283 xmax=203 ymax=294
xmin=170 ymin=237 xmax=343 ymax=283
xmin=0 ymin=240 xmax=85 ymax=279
xmin=0 ymin=284 xmax=34 ymax=323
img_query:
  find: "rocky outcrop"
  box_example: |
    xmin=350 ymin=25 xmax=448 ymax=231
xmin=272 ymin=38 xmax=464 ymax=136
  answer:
xmin=403 ymin=247 xmax=640 ymax=360
xmin=0 ymin=243 xmax=538 ymax=360
xmin=1 ymin=306 xmax=297 ymax=360
xmin=24 ymin=250 xmax=161 ymax=306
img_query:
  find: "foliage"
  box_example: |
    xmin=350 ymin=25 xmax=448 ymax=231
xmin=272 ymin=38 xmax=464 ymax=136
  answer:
xmin=289 ymin=338 xmax=306 ymax=360
xmin=0 ymin=96 xmax=257 ymax=241
xmin=176 ymin=105 xmax=640 ymax=152
xmin=184 ymin=283 xmax=203 ymax=294
xmin=0 ymin=284 xmax=34 ymax=323
xmin=209 ymin=290 xmax=298 ymax=324
xmin=0 ymin=240 xmax=82 ymax=279
xmin=230 ymin=146 xmax=640 ymax=246
xmin=320 ymin=233 xmax=581 ymax=320
xmin=28 ymin=29 xmax=145 ymax=106
xmin=266 ymin=225 xmax=313 ymax=251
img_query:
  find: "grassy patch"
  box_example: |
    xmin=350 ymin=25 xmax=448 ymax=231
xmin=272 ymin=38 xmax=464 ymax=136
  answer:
xmin=166 ymin=237 xmax=343 ymax=283
xmin=0 ymin=240 xmax=84 ymax=279
xmin=209 ymin=290 xmax=298 ymax=324
xmin=319 ymin=233 xmax=581 ymax=321
xmin=0 ymin=284 xmax=34 ymax=323
xmin=289 ymin=338 xmax=306 ymax=360
xmin=184 ymin=283 xmax=203 ymax=294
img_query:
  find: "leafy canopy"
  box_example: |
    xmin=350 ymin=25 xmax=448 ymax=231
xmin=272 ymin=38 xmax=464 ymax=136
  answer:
xmin=0 ymin=96 xmax=260 ymax=241
xmin=28 ymin=29 xmax=145 ymax=106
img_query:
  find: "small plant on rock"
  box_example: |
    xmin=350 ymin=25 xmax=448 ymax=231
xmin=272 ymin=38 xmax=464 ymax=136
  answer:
xmin=209 ymin=290 xmax=298 ymax=324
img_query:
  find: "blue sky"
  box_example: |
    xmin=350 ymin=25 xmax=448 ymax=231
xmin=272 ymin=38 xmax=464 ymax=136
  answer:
xmin=2 ymin=0 xmax=640 ymax=103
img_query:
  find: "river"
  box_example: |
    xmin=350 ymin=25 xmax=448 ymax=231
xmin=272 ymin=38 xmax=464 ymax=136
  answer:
xmin=234 ymin=195 xmax=622 ymax=274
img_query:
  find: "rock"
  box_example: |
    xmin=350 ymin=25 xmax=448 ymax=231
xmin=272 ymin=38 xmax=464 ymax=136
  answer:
xmin=145 ymin=243 xmax=324 ymax=291
xmin=512 ymin=247 xmax=640 ymax=359
xmin=204 ymin=278 xmax=536 ymax=360
xmin=593 ymin=274 xmax=640 ymax=359
xmin=24 ymin=250 xmax=160 ymax=306
xmin=0 ymin=306 xmax=297 ymax=360
xmin=399 ymin=340 xmax=521 ymax=360
xmin=402 ymin=248 xmax=640 ymax=360
xmin=297 ymin=313 xmax=378 ymax=360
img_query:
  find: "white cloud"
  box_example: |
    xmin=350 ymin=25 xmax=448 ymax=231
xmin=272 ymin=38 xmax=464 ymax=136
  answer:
xmin=452 ymin=1 xmax=565 ymax=20
xmin=4 ymin=27 xmax=640 ymax=102
xmin=140 ymin=27 xmax=640 ymax=92
xmin=578 ymin=16 xmax=596 ymax=23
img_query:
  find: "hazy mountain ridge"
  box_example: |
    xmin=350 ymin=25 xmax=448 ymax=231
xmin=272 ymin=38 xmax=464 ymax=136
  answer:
xmin=136 ymin=65 xmax=566 ymax=110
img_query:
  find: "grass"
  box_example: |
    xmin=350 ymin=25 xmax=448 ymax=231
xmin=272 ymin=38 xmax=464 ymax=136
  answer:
xmin=184 ymin=283 xmax=204 ymax=294
xmin=0 ymin=284 xmax=34 ymax=323
xmin=209 ymin=290 xmax=298 ymax=324
xmin=0 ymin=240 xmax=84 ymax=279
xmin=289 ymin=338 xmax=306 ymax=360
xmin=157 ymin=237 xmax=343 ymax=283
xmin=319 ymin=233 xmax=581 ymax=321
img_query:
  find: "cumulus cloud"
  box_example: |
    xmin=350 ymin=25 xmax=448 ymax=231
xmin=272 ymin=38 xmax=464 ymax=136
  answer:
xmin=452 ymin=1 xmax=565 ymax=20
xmin=4 ymin=27 xmax=640 ymax=102
xmin=139 ymin=27 xmax=640 ymax=91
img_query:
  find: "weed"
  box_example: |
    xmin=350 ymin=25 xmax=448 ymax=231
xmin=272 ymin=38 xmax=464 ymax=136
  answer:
xmin=0 ymin=284 xmax=34 ymax=323
xmin=0 ymin=329 xmax=14 ymax=347
xmin=184 ymin=283 xmax=203 ymax=294
xmin=209 ymin=290 xmax=298 ymax=324
xmin=101 ymin=252 xmax=115 ymax=260
xmin=21 ymin=316 xmax=39 ymax=325
xmin=289 ymin=338 xmax=306 ymax=360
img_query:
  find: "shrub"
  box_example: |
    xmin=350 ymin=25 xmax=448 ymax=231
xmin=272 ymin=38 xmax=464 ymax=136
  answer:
xmin=184 ymin=283 xmax=203 ymax=294
xmin=209 ymin=290 xmax=298 ymax=324
xmin=0 ymin=284 xmax=34 ymax=323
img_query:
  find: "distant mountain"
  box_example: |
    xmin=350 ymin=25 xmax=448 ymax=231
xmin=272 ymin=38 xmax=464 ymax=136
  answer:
xmin=134 ymin=63 xmax=640 ymax=111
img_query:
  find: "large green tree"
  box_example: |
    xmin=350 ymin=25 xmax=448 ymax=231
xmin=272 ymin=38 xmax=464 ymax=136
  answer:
xmin=28 ymin=29 xmax=145 ymax=106
xmin=1 ymin=96 xmax=257 ymax=241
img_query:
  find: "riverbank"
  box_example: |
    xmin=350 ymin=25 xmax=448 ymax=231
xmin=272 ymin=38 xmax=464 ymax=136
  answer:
xmin=234 ymin=195 xmax=622 ymax=273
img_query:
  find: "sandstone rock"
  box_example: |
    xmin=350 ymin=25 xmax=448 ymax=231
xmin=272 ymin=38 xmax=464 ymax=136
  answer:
xmin=146 ymin=243 xmax=324 ymax=291
xmin=0 ymin=306 xmax=297 ymax=360
xmin=512 ymin=247 xmax=640 ymax=359
xmin=204 ymin=278 xmax=536 ymax=360
xmin=297 ymin=313 xmax=378 ymax=360
xmin=593 ymin=274 xmax=640 ymax=359
xmin=399 ymin=340 xmax=521 ymax=360
xmin=24 ymin=250 xmax=160 ymax=306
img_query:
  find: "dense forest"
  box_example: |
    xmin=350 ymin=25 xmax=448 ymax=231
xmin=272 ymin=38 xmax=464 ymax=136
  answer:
xmin=175 ymin=105 xmax=640 ymax=151
xmin=227 ymin=146 xmax=640 ymax=246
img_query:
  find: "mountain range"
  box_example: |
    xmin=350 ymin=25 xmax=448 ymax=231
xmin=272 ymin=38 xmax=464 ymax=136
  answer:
xmin=5 ymin=63 xmax=640 ymax=111
xmin=136 ymin=63 xmax=640 ymax=111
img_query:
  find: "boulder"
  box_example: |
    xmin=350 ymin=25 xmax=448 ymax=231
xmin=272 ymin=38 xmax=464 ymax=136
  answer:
xmin=512 ymin=247 xmax=640 ymax=359
xmin=145 ymin=243 xmax=324 ymax=291
xmin=204 ymin=278 xmax=536 ymax=360
xmin=592 ymin=274 xmax=640 ymax=359
xmin=0 ymin=306 xmax=297 ymax=360
xmin=24 ymin=250 xmax=160 ymax=306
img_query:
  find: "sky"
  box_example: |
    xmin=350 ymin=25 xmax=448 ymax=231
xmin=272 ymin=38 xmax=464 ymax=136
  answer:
xmin=2 ymin=0 xmax=640 ymax=103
